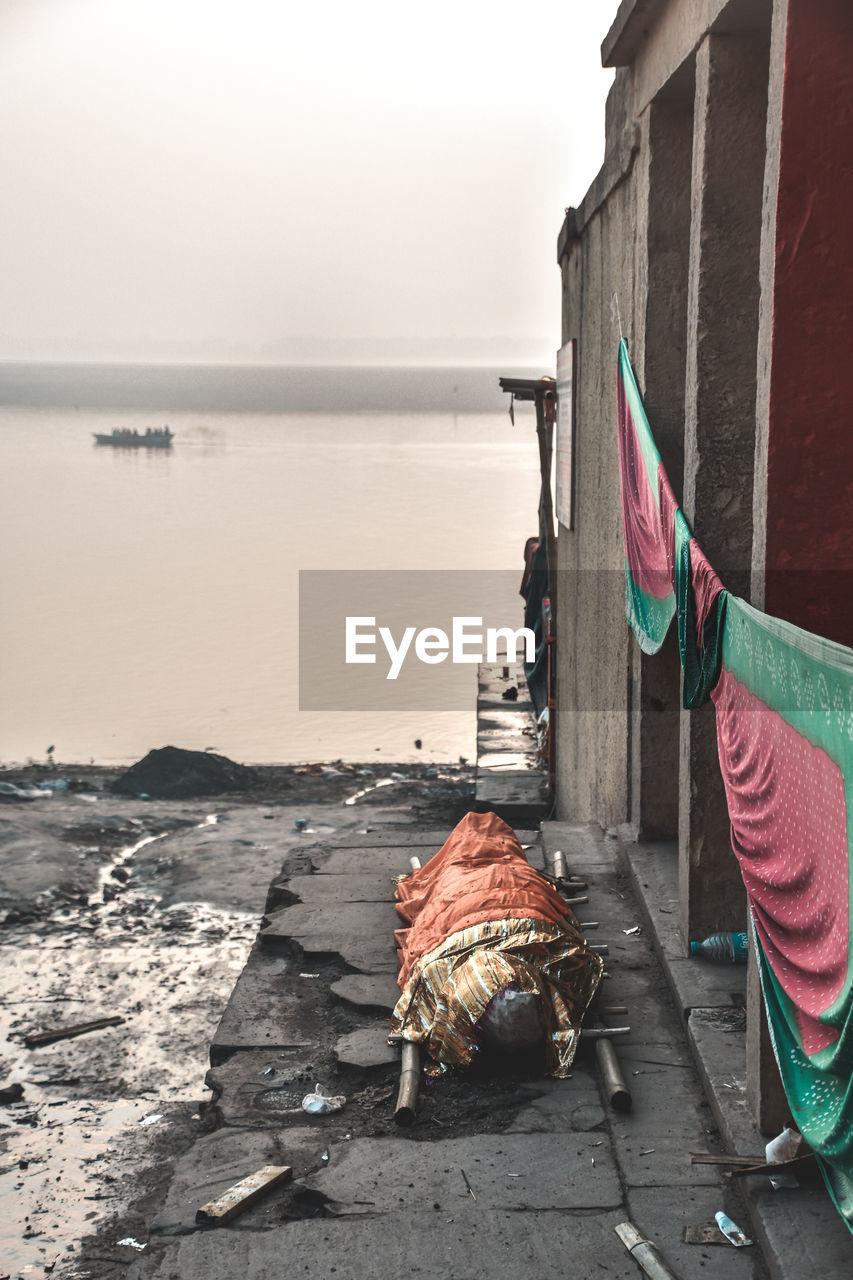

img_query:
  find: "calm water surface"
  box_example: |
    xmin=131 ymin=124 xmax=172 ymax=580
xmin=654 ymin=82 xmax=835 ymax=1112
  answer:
xmin=0 ymin=405 xmax=539 ymax=764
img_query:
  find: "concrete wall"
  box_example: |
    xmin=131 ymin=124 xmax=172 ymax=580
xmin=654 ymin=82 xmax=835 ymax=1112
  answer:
xmin=556 ymin=73 xmax=638 ymax=827
xmin=556 ymin=0 xmax=772 ymax=856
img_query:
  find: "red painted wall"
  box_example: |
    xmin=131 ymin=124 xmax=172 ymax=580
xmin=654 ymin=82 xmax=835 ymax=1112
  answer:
xmin=763 ymin=0 xmax=853 ymax=646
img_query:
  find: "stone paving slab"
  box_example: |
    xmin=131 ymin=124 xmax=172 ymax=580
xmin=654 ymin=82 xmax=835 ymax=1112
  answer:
xmin=316 ymin=829 xmax=457 ymax=848
xmin=129 ymin=1208 xmax=638 ymax=1280
xmin=474 ymin=772 xmax=548 ymax=809
xmin=477 ymin=729 xmax=537 ymax=753
xmin=477 ymin=751 xmax=540 ymax=772
xmin=505 ymin=1070 xmax=605 ymax=1134
xmin=606 ymin=1042 xmax=721 ymax=1188
xmin=334 ymin=1023 xmax=399 ymax=1069
xmin=287 ymin=872 xmax=400 ymax=903
xmin=628 ymin=1185 xmax=760 ymax=1280
xmin=211 ymin=947 xmax=320 ymax=1060
xmin=306 ymin=1133 xmax=621 ymax=1211
xmin=149 ymin=1125 xmax=324 ymax=1235
xmin=261 ymin=901 xmax=400 ymax=973
xmin=311 ymin=846 xmax=438 ymax=876
xmin=330 ymin=973 xmax=401 ymax=1014
xmin=205 ymin=1048 xmax=317 ymax=1128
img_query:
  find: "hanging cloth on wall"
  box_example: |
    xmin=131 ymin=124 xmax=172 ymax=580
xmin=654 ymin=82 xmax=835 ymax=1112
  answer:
xmin=617 ymin=340 xmax=726 ymax=705
xmin=616 ymin=338 xmax=853 ymax=1233
xmin=712 ymin=595 xmax=853 ymax=1228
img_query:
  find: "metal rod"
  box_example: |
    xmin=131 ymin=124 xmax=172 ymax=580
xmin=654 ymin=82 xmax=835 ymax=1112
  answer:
xmin=394 ymin=1040 xmax=422 ymax=1127
xmin=581 ymin=1026 xmax=630 ymax=1038
xmin=553 ymin=850 xmax=568 ymax=880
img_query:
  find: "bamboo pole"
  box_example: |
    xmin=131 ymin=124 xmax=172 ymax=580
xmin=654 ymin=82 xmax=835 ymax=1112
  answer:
xmin=596 ymin=1038 xmax=632 ymax=1112
xmin=614 ymin=1223 xmax=682 ymax=1280
xmin=394 ymin=1040 xmax=422 ymax=1127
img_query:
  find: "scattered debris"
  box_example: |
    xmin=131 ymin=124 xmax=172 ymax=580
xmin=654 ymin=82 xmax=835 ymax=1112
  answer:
xmin=294 ymin=817 xmax=310 ymax=830
xmin=117 ymin=1238 xmax=148 ymax=1251
xmin=684 ymin=1223 xmax=728 ymax=1245
xmin=0 ymin=781 xmax=45 ymax=801
xmin=301 ymin=1083 xmax=346 ymax=1114
xmin=321 ymin=1149 xmax=330 ymax=1165
xmin=501 ymin=686 xmax=518 ymax=701
xmin=580 ymin=1025 xmax=630 ymax=1038
xmin=23 ymin=1016 xmax=126 ymax=1048
xmin=196 ymin=1165 xmax=293 ymax=1226
xmin=765 ymin=1126 xmax=803 ymax=1189
xmin=690 ymin=1153 xmax=765 ymax=1167
xmin=623 ymin=926 xmax=642 ymax=936
xmin=139 ymin=1113 xmax=164 ymax=1127
xmin=714 ymin=1211 xmax=753 ymax=1247
xmin=461 ymin=1169 xmax=477 ymax=1200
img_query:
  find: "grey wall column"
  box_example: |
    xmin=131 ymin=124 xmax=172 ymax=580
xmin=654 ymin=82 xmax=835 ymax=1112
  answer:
xmin=678 ymin=31 xmax=770 ymax=943
xmin=631 ymin=90 xmax=693 ymax=839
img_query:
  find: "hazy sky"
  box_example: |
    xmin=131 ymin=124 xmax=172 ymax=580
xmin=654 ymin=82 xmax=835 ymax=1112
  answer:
xmin=0 ymin=1 xmax=614 ymax=365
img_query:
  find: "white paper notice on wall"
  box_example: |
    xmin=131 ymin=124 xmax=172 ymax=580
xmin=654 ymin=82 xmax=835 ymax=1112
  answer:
xmin=555 ymin=340 xmax=575 ymax=530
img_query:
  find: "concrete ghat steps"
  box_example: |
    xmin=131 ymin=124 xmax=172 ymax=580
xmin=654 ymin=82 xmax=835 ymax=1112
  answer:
xmin=130 ymin=815 xmax=761 ymax=1280
xmin=474 ymin=662 xmax=548 ymax=823
xmin=615 ymin=830 xmax=853 ymax=1280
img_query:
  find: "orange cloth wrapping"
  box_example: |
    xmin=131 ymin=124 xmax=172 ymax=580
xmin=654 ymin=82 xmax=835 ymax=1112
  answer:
xmin=390 ymin=811 xmax=603 ymax=1077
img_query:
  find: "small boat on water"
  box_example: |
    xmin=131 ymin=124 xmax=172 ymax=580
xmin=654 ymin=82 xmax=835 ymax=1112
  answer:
xmin=93 ymin=427 xmax=174 ymax=449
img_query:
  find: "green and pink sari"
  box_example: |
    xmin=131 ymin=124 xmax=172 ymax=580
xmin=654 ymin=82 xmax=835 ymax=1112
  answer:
xmin=617 ymin=339 xmax=853 ymax=1230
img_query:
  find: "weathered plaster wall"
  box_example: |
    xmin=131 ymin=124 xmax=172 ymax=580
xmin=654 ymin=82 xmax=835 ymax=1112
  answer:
xmin=556 ymin=74 xmax=640 ymax=825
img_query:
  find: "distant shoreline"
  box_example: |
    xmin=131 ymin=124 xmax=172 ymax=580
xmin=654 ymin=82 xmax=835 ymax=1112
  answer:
xmin=0 ymin=362 xmax=546 ymax=414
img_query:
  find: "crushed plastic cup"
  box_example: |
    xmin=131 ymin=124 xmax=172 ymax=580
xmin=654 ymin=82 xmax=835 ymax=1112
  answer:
xmin=765 ymin=1125 xmax=803 ymax=1189
xmin=301 ymin=1083 xmax=346 ymax=1114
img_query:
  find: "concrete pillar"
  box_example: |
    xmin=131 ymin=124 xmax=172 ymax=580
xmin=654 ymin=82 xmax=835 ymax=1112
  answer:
xmin=679 ymin=31 xmax=770 ymax=945
xmin=631 ymin=88 xmax=693 ymax=840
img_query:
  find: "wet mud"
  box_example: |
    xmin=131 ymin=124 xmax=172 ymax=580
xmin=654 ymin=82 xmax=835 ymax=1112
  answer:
xmin=0 ymin=762 xmax=474 ymax=1279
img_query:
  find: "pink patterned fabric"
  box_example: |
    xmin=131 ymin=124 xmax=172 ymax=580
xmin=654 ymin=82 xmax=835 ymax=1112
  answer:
xmin=712 ymin=667 xmax=848 ymax=1055
xmin=617 ymin=373 xmax=671 ymax=600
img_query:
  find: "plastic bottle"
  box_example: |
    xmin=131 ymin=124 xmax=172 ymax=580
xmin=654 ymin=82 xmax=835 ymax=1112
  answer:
xmin=689 ymin=931 xmax=749 ymax=963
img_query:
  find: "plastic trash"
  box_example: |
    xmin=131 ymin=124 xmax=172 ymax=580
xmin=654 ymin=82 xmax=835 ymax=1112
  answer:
xmin=301 ymin=1083 xmax=346 ymax=1114
xmin=39 ymin=778 xmax=68 ymax=792
xmin=766 ymin=1125 xmax=803 ymax=1188
xmin=294 ymin=817 xmax=309 ymax=831
xmin=0 ymin=781 xmax=46 ymax=800
xmin=689 ymin=931 xmax=749 ymax=963
xmin=714 ymin=1211 xmax=753 ymax=1246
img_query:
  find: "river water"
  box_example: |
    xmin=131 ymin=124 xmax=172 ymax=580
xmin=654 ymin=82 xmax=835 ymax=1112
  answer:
xmin=0 ymin=380 xmax=540 ymax=765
